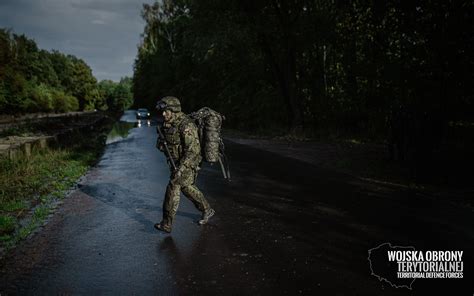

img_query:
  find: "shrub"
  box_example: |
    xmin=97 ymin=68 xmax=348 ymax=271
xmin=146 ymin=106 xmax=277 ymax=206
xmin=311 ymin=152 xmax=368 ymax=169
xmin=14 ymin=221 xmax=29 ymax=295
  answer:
xmin=52 ymin=89 xmax=79 ymax=112
xmin=65 ymin=94 xmax=79 ymax=112
xmin=0 ymin=215 xmax=17 ymax=235
xmin=30 ymin=83 xmax=53 ymax=112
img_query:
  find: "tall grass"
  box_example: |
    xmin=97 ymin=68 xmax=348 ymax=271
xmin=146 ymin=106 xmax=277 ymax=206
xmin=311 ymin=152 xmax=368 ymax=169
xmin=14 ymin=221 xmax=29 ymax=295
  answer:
xmin=0 ymin=148 xmax=95 ymax=247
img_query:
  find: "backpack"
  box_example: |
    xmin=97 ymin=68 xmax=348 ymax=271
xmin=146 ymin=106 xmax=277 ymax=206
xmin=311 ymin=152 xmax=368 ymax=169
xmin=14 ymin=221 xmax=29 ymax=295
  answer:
xmin=189 ymin=107 xmax=230 ymax=179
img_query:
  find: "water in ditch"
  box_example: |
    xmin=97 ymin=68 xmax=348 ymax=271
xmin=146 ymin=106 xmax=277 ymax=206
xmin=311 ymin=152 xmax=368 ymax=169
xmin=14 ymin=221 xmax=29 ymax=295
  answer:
xmin=106 ymin=110 xmax=152 ymax=145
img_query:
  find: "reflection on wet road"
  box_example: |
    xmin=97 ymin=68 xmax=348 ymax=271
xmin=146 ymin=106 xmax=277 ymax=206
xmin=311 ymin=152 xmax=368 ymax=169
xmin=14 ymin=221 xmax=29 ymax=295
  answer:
xmin=1 ymin=110 xmax=473 ymax=295
xmin=137 ymin=119 xmax=151 ymax=128
xmin=106 ymin=111 xmax=152 ymax=144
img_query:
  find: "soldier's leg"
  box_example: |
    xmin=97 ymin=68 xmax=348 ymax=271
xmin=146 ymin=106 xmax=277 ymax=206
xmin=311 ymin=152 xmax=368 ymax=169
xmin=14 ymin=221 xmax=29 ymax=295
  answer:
xmin=162 ymin=181 xmax=181 ymax=228
xmin=182 ymin=185 xmax=210 ymax=211
xmin=180 ymin=169 xmax=210 ymax=212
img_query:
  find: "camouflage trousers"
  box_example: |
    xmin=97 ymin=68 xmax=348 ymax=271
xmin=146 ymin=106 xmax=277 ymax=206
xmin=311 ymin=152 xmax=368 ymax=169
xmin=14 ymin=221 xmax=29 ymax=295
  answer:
xmin=162 ymin=167 xmax=210 ymax=228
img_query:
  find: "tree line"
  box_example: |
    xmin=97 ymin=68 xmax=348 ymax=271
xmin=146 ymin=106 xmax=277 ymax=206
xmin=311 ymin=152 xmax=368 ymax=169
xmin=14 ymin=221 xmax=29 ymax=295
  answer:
xmin=133 ymin=0 xmax=472 ymax=170
xmin=0 ymin=28 xmax=133 ymax=114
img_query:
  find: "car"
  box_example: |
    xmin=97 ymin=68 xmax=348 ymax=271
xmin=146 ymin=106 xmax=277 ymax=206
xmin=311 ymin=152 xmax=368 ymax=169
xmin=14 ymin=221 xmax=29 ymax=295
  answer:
xmin=136 ymin=108 xmax=150 ymax=119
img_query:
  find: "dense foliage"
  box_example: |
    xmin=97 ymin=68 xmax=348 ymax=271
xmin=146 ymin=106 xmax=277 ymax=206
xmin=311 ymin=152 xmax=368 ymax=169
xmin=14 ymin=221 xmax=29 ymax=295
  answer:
xmin=0 ymin=29 xmax=133 ymax=114
xmin=133 ymin=0 xmax=473 ymax=166
xmin=98 ymin=77 xmax=134 ymax=112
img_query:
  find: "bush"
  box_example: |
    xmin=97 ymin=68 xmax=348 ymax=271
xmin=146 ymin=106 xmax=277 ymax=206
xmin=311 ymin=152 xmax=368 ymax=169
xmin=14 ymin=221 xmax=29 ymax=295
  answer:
xmin=30 ymin=83 xmax=53 ymax=112
xmin=0 ymin=215 xmax=16 ymax=235
xmin=4 ymin=71 xmax=30 ymax=113
xmin=65 ymin=94 xmax=79 ymax=112
xmin=52 ymin=89 xmax=79 ymax=112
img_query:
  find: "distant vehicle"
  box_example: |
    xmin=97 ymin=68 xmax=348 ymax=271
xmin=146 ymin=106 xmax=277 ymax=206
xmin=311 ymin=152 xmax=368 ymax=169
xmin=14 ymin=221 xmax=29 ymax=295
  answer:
xmin=136 ymin=108 xmax=150 ymax=119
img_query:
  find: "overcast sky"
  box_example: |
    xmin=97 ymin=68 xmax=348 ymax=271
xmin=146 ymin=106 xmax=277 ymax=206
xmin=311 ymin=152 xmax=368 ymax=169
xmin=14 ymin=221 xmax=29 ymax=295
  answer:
xmin=0 ymin=0 xmax=153 ymax=82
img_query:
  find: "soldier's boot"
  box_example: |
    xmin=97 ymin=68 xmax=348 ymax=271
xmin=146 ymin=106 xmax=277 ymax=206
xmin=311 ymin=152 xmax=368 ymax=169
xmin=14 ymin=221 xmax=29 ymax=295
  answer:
xmin=182 ymin=184 xmax=211 ymax=224
xmin=154 ymin=222 xmax=172 ymax=233
xmin=198 ymin=208 xmax=215 ymax=225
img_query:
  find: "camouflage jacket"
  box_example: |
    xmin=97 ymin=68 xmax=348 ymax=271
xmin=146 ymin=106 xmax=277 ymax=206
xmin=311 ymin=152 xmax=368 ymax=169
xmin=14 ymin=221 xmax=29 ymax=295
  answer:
xmin=158 ymin=112 xmax=202 ymax=171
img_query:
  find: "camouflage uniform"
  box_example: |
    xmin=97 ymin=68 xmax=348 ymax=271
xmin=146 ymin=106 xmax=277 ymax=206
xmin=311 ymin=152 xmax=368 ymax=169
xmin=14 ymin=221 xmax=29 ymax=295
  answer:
xmin=156 ymin=97 xmax=213 ymax=232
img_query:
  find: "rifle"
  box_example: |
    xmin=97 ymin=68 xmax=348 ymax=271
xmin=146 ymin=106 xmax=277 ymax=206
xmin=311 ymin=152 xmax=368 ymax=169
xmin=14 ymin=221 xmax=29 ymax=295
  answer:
xmin=156 ymin=124 xmax=177 ymax=171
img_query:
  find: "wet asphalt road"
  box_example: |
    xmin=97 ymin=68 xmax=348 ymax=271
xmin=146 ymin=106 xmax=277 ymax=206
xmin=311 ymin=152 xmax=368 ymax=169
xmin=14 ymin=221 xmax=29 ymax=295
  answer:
xmin=1 ymin=110 xmax=473 ymax=295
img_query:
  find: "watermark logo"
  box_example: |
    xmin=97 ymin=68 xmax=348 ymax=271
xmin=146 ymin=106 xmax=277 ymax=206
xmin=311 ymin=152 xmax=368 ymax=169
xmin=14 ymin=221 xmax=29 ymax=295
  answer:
xmin=368 ymin=242 xmax=464 ymax=289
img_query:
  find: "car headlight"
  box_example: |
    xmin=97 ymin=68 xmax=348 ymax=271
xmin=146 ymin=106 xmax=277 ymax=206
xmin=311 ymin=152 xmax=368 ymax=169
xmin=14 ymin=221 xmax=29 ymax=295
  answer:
xmin=147 ymin=113 xmax=150 ymax=116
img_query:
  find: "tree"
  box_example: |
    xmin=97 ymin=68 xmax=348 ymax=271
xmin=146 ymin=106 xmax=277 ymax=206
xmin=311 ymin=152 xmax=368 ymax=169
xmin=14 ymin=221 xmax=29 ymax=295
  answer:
xmin=0 ymin=28 xmax=106 ymax=113
xmin=98 ymin=77 xmax=133 ymax=112
xmin=132 ymin=0 xmax=473 ymax=169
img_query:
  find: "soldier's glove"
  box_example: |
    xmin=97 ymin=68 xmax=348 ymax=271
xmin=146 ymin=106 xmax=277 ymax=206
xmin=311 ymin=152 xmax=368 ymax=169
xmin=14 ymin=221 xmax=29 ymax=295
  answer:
xmin=156 ymin=139 xmax=165 ymax=151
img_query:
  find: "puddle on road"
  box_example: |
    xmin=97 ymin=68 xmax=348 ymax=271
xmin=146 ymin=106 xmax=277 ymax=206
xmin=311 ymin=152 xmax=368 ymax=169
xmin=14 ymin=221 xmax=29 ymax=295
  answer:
xmin=106 ymin=110 xmax=154 ymax=144
xmin=106 ymin=121 xmax=136 ymax=144
xmin=106 ymin=119 xmax=153 ymax=145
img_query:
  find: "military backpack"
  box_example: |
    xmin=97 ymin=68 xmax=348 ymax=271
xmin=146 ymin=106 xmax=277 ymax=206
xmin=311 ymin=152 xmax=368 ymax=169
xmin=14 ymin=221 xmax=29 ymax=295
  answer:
xmin=188 ymin=107 xmax=230 ymax=179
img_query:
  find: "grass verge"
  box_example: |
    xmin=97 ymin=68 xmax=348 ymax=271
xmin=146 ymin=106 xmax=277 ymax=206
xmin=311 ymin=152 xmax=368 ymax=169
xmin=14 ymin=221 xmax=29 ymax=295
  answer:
xmin=0 ymin=148 xmax=97 ymax=251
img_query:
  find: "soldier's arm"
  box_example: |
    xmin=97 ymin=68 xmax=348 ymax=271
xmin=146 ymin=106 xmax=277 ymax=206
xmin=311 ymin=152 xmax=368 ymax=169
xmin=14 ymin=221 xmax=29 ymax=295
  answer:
xmin=179 ymin=122 xmax=201 ymax=171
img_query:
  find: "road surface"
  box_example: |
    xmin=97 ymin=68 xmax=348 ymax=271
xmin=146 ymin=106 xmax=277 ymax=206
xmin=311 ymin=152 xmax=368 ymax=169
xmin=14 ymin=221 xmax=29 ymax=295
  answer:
xmin=1 ymin=111 xmax=473 ymax=295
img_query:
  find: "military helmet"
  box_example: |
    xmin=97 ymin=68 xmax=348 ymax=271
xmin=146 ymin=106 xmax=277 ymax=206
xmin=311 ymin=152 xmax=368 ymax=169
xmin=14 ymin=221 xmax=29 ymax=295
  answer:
xmin=156 ymin=96 xmax=181 ymax=113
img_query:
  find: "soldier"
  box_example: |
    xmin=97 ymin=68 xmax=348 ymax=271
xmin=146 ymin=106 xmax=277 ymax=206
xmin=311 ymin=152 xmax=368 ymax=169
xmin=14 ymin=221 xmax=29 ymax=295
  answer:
xmin=154 ymin=96 xmax=215 ymax=233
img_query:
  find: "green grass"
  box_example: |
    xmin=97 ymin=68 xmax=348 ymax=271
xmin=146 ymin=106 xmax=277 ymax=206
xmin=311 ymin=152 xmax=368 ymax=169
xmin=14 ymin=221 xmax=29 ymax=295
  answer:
xmin=33 ymin=205 xmax=50 ymax=221
xmin=0 ymin=148 xmax=96 ymax=250
xmin=0 ymin=215 xmax=17 ymax=235
xmin=17 ymin=220 xmax=37 ymax=241
xmin=0 ymin=199 xmax=28 ymax=213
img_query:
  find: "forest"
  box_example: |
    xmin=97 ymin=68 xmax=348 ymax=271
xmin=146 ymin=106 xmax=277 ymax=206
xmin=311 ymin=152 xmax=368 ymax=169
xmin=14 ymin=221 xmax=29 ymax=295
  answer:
xmin=0 ymin=28 xmax=133 ymax=114
xmin=133 ymin=0 xmax=473 ymax=179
